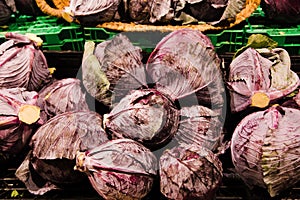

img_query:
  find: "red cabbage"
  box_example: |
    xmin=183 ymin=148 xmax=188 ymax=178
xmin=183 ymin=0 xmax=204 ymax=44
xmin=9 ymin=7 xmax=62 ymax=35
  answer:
xmin=82 ymin=34 xmax=147 ymax=108
xmin=67 ymin=0 xmax=121 ymax=26
xmin=0 ymin=0 xmax=12 ymax=25
xmin=75 ymin=139 xmax=158 ymax=200
xmin=0 ymin=33 xmax=52 ymax=91
xmin=228 ymin=47 xmax=299 ymax=112
xmin=146 ymin=29 xmax=225 ymax=114
xmin=149 ymin=0 xmax=181 ymax=23
xmin=175 ymin=105 xmax=223 ymax=152
xmin=123 ymin=0 xmax=182 ymax=24
xmin=104 ymin=89 xmax=179 ymax=150
xmin=127 ymin=0 xmax=154 ymax=23
xmin=37 ymin=78 xmax=89 ymax=122
xmin=261 ymin=0 xmax=300 ymax=24
xmin=170 ymin=0 xmax=249 ymax=26
xmin=231 ymin=105 xmax=300 ymax=197
xmin=183 ymin=0 xmax=228 ymax=23
xmin=0 ymin=88 xmax=40 ymax=156
xmin=160 ymin=144 xmax=223 ymax=200
xmin=15 ymin=111 xmax=109 ymax=195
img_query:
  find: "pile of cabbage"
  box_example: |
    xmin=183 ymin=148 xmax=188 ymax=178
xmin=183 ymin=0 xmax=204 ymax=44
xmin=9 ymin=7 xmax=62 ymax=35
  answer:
xmin=0 ymin=33 xmax=90 ymax=162
xmin=0 ymin=29 xmax=228 ymax=200
xmin=228 ymin=34 xmax=300 ymax=198
xmin=64 ymin=0 xmax=252 ymax=26
xmin=63 ymin=0 xmax=300 ymax=26
xmin=0 ymin=29 xmax=299 ymax=199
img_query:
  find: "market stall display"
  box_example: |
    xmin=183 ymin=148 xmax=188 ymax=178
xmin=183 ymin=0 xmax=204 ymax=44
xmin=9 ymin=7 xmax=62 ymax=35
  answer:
xmin=0 ymin=2 xmax=299 ymax=199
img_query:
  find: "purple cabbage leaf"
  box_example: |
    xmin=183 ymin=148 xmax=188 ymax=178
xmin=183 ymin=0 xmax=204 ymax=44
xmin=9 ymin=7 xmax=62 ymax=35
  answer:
xmin=176 ymin=105 xmax=224 ymax=152
xmin=67 ymin=0 xmax=121 ymax=25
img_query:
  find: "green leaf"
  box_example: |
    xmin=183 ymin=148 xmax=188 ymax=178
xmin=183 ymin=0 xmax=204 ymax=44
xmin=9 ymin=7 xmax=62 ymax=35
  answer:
xmin=11 ymin=190 xmax=19 ymax=198
xmin=246 ymin=34 xmax=278 ymax=49
xmin=286 ymin=90 xmax=299 ymax=98
xmin=233 ymin=34 xmax=278 ymax=59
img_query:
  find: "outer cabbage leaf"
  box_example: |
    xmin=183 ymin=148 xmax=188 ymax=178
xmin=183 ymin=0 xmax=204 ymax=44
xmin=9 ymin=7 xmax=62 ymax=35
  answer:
xmin=104 ymin=89 xmax=179 ymax=150
xmin=160 ymin=144 xmax=223 ymax=200
xmin=149 ymin=0 xmax=183 ymax=23
xmin=176 ymin=105 xmax=223 ymax=152
xmin=213 ymin=0 xmax=246 ymax=25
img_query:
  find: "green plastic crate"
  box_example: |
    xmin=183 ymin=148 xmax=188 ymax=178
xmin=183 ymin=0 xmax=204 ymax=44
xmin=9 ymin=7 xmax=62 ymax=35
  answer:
xmin=84 ymin=27 xmax=119 ymax=43
xmin=0 ymin=14 xmax=84 ymax=51
xmin=83 ymin=28 xmax=168 ymax=53
xmin=42 ymin=38 xmax=84 ymax=51
xmin=29 ymin=24 xmax=83 ymax=46
xmin=35 ymin=16 xmax=62 ymax=24
xmin=245 ymin=25 xmax=300 ymax=55
xmin=0 ymin=32 xmax=84 ymax=52
xmin=2 ymin=15 xmax=62 ymax=31
xmin=0 ymin=21 xmax=84 ymax=52
xmin=249 ymin=5 xmax=265 ymax=18
xmin=1 ymin=23 xmax=83 ymax=45
xmin=207 ymin=29 xmax=246 ymax=54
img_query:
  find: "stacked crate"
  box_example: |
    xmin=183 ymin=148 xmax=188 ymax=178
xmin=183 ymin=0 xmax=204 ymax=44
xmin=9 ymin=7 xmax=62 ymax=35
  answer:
xmin=0 ymin=15 xmax=84 ymax=51
xmin=1 ymin=7 xmax=299 ymax=55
